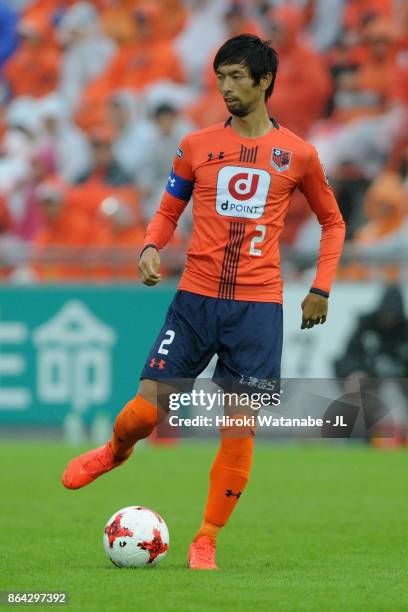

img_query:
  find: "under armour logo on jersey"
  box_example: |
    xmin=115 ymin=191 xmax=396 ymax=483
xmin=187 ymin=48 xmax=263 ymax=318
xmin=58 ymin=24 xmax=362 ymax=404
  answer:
xmin=207 ymin=152 xmax=225 ymax=161
xmin=240 ymin=145 xmax=258 ymax=163
xmin=226 ymin=489 xmax=242 ymax=499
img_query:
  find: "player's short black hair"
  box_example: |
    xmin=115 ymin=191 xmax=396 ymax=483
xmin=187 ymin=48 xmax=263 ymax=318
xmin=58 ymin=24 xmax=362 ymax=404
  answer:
xmin=213 ymin=34 xmax=279 ymax=101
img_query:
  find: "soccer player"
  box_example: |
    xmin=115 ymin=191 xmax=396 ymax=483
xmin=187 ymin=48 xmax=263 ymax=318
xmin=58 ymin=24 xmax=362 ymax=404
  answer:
xmin=62 ymin=35 xmax=346 ymax=569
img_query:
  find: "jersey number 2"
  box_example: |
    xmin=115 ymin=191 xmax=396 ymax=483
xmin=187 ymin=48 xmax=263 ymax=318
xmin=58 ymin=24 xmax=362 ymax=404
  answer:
xmin=249 ymin=224 xmax=266 ymax=256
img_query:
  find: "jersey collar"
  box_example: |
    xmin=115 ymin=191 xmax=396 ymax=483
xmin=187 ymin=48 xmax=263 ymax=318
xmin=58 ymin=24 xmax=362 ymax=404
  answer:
xmin=224 ymin=116 xmax=279 ymax=129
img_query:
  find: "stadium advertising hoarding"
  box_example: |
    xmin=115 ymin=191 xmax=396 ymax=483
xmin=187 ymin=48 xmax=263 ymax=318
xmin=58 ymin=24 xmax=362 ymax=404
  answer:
xmin=0 ymin=282 xmax=403 ymax=432
xmin=0 ymin=284 xmax=173 ymax=427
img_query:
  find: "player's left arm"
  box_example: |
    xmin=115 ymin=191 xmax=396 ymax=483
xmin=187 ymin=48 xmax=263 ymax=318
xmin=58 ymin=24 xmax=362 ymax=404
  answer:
xmin=298 ymin=146 xmax=346 ymax=329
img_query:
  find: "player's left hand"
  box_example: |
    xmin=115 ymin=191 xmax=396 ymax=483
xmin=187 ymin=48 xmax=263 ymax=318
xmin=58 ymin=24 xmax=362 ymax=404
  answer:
xmin=301 ymin=293 xmax=328 ymax=330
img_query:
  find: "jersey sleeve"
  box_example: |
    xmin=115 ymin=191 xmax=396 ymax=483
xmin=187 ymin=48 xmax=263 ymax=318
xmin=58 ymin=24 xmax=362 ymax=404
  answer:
xmin=299 ymin=146 xmax=346 ymax=296
xmin=143 ymin=135 xmax=194 ymax=251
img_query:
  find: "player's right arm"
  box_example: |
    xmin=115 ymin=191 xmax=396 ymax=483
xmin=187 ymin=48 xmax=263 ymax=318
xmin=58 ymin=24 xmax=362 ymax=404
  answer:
xmin=139 ymin=137 xmax=194 ymax=286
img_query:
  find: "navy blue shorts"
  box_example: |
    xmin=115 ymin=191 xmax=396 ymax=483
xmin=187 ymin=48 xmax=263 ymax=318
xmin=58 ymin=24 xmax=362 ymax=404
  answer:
xmin=140 ymin=290 xmax=282 ymax=391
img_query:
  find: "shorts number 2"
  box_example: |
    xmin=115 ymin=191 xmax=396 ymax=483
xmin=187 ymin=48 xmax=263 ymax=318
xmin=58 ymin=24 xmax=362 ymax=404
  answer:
xmin=158 ymin=330 xmax=175 ymax=355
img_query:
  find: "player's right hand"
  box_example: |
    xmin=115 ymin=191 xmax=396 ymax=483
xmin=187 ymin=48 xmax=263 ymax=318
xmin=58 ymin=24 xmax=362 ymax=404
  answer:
xmin=139 ymin=247 xmax=162 ymax=286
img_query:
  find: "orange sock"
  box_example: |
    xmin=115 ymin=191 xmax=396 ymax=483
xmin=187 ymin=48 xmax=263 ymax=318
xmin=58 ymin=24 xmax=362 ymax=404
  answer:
xmin=111 ymin=394 xmax=163 ymax=460
xmin=195 ymin=423 xmax=255 ymax=542
xmin=195 ymin=520 xmax=221 ymax=543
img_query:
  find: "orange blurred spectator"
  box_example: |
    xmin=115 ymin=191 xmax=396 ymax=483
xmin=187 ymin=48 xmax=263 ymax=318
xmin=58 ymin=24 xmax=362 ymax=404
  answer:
xmin=159 ymin=0 xmax=188 ymax=41
xmin=344 ymin=0 xmax=393 ymax=34
xmin=338 ymin=169 xmax=408 ymax=281
xmin=100 ymin=0 xmax=187 ymax=45
xmin=356 ymin=18 xmax=399 ymax=104
xmin=354 ymin=171 xmax=408 ymax=246
xmin=32 ymin=176 xmax=142 ymax=281
xmin=33 ymin=178 xmax=93 ymax=280
xmin=78 ymin=1 xmax=185 ymax=131
xmin=84 ymin=1 xmax=184 ymax=96
xmin=3 ymin=15 xmax=60 ymax=98
xmin=330 ymin=17 xmax=401 ymax=123
xmin=99 ymin=0 xmax=138 ymax=46
xmin=266 ymin=6 xmax=331 ymax=136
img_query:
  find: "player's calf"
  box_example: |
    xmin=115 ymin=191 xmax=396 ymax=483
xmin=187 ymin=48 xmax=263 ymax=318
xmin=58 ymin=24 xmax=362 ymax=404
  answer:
xmin=111 ymin=393 xmax=159 ymax=459
xmin=62 ymin=386 xmax=162 ymax=490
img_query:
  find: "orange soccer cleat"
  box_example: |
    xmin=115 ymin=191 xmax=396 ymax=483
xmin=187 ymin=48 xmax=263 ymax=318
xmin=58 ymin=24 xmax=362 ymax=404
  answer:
xmin=62 ymin=441 xmax=125 ymax=490
xmin=188 ymin=535 xmax=218 ymax=570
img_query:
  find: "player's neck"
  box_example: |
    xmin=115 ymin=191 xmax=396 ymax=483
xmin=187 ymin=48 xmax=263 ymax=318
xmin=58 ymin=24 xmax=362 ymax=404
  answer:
xmin=230 ymin=106 xmax=273 ymax=139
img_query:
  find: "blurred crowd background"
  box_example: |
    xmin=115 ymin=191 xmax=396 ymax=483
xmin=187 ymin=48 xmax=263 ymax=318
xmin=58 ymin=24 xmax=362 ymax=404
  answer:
xmin=0 ymin=0 xmax=407 ymax=283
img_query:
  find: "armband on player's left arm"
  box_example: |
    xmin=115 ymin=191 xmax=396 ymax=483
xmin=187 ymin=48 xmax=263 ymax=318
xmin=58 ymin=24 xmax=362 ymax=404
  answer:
xmin=299 ymin=147 xmax=346 ymax=295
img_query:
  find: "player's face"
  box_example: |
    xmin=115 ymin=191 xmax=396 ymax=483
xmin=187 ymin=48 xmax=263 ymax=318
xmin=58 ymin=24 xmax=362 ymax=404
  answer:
xmin=216 ymin=63 xmax=264 ymax=117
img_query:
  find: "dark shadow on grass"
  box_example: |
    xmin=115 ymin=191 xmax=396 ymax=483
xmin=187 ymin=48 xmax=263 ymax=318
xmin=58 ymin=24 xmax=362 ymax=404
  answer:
xmin=98 ymin=562 xmax=187 ymax=572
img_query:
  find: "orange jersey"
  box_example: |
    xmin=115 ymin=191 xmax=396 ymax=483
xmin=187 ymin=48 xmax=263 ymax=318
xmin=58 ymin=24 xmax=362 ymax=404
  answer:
xmin=144 ymin=118 xmax=345 ymax=302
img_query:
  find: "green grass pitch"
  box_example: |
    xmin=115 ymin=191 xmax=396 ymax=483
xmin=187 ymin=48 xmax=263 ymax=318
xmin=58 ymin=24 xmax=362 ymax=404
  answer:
xmin=1 ymin=441 xmax=408 ymax=611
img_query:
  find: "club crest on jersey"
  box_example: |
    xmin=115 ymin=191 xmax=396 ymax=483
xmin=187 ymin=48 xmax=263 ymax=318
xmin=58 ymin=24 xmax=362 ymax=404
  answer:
xmin=176 ymin=147 xmax=183 ymax=158
xmin=271 ymin=148 xmax=292 ymax=172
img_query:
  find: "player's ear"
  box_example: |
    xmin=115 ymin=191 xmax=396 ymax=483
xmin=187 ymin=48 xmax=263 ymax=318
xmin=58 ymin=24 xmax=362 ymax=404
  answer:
xmin=260 ymin=72 xmax=273 ymax=92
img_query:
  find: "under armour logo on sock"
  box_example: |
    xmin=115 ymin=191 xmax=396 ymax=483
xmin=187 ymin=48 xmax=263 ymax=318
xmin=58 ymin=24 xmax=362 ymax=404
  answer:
xmin=225 ymin=489 xmax=242 ymax=499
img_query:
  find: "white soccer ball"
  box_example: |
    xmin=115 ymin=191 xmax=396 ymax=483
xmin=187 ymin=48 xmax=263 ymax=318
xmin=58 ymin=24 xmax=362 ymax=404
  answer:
xmin=103 ymin=506 xmax=169 ymax=568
